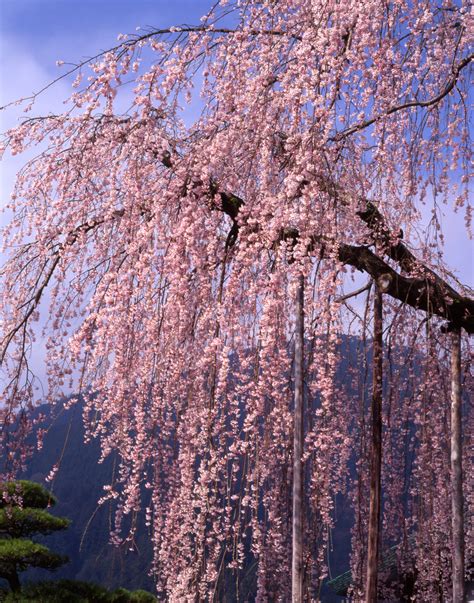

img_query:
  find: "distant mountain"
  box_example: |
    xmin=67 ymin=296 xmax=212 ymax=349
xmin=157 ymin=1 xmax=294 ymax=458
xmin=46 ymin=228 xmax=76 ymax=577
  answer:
xmin=20 ymin=403 xmax=155 ymax=593
xmin=15 ymin=399 xmax=350 ymax=601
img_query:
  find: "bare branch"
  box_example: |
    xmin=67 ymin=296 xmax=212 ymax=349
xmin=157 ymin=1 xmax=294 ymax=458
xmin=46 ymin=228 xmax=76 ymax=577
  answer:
xmin=332 ymin=54 xmax=473 ymax=141
xmin=335 ymin=282 xmax=372 ymax=303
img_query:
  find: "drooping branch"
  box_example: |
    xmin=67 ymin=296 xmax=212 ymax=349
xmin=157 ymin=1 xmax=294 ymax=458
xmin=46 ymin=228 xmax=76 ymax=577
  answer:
xmin=2 ymin=149 xmax=472 ymax=368
xmin=0 ymin=213 xmax=122 ymax=364
xmin=0 ymin=24 xmax=298 ymax=111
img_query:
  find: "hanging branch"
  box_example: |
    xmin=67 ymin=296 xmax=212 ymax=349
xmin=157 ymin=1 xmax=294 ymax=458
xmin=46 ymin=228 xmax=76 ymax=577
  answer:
xmin=332 ymin=53 xmax=473 ymax=141
xmin=4 ymin=181 xmax=472 ymax=369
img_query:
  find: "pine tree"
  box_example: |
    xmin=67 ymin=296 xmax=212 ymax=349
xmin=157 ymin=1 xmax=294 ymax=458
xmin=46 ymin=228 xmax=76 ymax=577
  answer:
xmin=0 ymin=480 xmax=70 ymax=592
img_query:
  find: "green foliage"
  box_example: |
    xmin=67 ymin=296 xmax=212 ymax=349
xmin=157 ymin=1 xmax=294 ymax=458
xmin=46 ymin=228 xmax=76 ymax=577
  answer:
xmin=1 ymin=580 xmax=156 ymax=602
xmin=0 ymin=540 xmax=66 ymax=574
xmin=0 ymin=482 xmax=56 ymax=510
xmin=1 ymin=579 xmax=110 ymax=602
xmin=0 ymin=480 xmax=155 ymax=598
xmin=0 ymin=481 xmax=69 ymax=591
xmin=0 ymin=508 xmax=70 ymax=539
xmin=110 ymin=588 xmax=156 ymax=602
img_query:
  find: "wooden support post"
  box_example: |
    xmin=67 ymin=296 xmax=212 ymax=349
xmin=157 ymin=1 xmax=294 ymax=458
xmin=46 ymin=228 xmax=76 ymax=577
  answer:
xmin=451 ymin=328 xmax=465 ymax=603
xmin=365 ymin=285 xmax=383 ymax=603
xmin=292 ymin=275 xmax=305 ymax=603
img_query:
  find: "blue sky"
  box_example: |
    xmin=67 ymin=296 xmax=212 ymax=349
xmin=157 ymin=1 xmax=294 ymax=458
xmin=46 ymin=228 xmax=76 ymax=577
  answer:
xmin=0 ymin=1 xmax=209 ymax=64
xmin=0 ymin=1 xmax=211 ymax=106
xmin=0 ymin=1 xmax=212 ymax=203
xmin=0 ymin=1 xmax=216 ymax=387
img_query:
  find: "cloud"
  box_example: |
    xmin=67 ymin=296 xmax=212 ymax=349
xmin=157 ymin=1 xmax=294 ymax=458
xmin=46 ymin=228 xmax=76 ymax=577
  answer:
xmin=1 ymin=35 xmax=72 ymax=216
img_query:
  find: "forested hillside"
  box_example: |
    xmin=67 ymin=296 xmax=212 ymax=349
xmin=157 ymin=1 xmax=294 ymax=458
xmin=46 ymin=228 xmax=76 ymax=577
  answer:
xmin=18 ymin=399 xmax=353 ymax=601
xmin=21 ymin=405 xmax=155 ymax=593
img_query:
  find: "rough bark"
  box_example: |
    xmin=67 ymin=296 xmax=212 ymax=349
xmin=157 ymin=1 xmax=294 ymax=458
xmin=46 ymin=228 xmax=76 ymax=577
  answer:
xmin=365 ymin=286 xmax=383 ymax=603
xmin=218 ymin=188 xmax=474 ymax=332
xmin=292 ymin=275 xmax=305 ymax=603
xmin=357 ymin=201 xmax=473 ymax=332
xmin=335 ymin=243 xmax=473 ymax=332
xmin=182 ymin=161 xmax=474 ymax=334
xmin=450 ymin=328 xmax=465 ymax=602
xmin=6 ymin=570 xmax=21 ymax=592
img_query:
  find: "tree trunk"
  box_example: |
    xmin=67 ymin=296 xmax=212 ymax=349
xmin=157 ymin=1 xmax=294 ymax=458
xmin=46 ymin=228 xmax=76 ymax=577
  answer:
xmin=292 ymin=275 xmax=305 ymax=603
xmin=6 ymin=570 xmax=21 ymax=592
xmin=451 ymin=328 xmax=465 ymax=602
xmin=365 ymin=286 xmax=383 ymax=603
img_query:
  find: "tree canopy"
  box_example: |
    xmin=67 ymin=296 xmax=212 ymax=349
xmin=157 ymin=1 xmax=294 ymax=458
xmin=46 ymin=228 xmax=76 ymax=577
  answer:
xmin=0 ymin=481 xmax=69 ymax=592
xmin=0 ymin=1 xmax=472 ymax=600
xmin=0 ymin=481 xmax=56 ymax=511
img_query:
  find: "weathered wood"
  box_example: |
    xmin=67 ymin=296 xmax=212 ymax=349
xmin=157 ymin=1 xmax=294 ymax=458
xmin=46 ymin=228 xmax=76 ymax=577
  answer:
xmin=218 ymin=187 xmax=474 ymax=332
xmin=365 ymin=286 xmax=383 ymax=603
xmin=292 ymin=275 xmax=305 ymax=603
xmin=450 ymin=328 xmax=465 ymax=603
xmin=357 ymin=201 xmax=473 ymax=332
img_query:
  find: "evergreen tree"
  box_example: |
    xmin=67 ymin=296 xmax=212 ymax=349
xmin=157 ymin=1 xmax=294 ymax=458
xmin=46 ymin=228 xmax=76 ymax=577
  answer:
xmin=0 ymin=480 xmax=70 ymax=591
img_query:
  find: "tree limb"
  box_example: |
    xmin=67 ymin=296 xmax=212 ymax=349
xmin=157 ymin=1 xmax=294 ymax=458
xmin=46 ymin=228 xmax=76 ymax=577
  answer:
xmin=331 ymin=53 xmax=473 ymax=141
xmin=217 ymin=185 xmax=474 ymax=333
